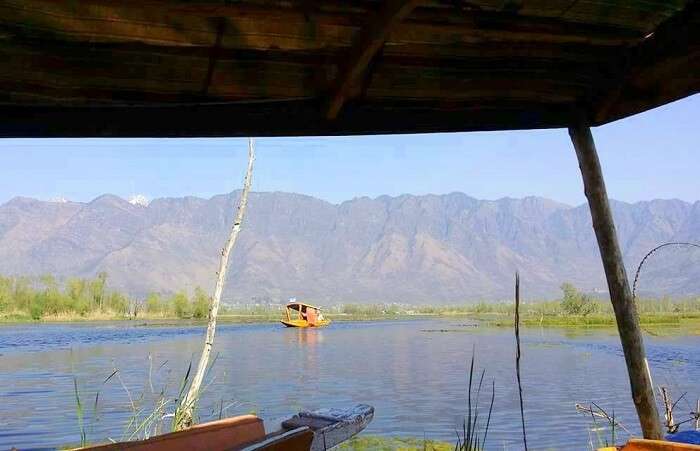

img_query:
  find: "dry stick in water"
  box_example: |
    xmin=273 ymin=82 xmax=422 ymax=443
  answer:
xmin=660 ymin=387 xmax=679 ymax=434
xmin=575 ymin=403 xmax=632 ymax=435
xmin=658 ymin=389 xmax=700 ymax=432
xmin=175 ymin=138 xmax=256 ymax=430
xmin=514 ymin=272 xmax=528 ymax=451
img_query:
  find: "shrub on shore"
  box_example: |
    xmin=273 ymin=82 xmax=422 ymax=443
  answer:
xmin=0 ymin=274 xmax=212 ymax=321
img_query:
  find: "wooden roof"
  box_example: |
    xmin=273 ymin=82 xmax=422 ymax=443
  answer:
xmin=0 ymin=0 xmax=698 ymax=137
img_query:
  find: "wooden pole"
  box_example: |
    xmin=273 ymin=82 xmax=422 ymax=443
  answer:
xmin=174 ymin=138 xmax=255 ymax=430
xmin=568 ymin=120 xmax=662 ymax=439
xmin=514 ymin=272 xmax=528 ymax=451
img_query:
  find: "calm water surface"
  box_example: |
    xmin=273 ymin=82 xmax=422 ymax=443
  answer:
xmin=1 ymin=320 xmax=698 ymax=450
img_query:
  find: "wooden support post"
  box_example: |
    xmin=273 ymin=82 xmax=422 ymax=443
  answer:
xmin=569 ymin=119 xmax=662 ymax=439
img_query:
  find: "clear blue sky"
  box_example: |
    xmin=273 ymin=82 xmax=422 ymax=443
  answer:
xmin=1 ymin=95 xmax=697 ymax=206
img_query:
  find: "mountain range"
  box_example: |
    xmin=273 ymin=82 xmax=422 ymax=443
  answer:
xmin=1 ymin=192 xmax=699 ymax=303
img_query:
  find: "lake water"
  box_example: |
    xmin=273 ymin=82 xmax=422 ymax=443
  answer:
xmin=1 ymin=320 xmax=699 ymax=450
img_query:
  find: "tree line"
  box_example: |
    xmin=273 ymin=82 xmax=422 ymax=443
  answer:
xmin=2 ymin=273 xmax=698 ymax=321
xmin=331 ymin=283 xmax=700 ymax=318
xmin=0 ymin=274 xmax=211 ymax=320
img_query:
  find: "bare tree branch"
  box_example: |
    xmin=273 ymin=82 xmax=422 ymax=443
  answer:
xmin=174 ymin=138 xmax=255 ymax=430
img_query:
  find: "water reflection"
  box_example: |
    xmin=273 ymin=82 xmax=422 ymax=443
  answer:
xmin=285 ymin=328 xmax=324 ymax=347
xmin=0 ymin=321 xmax=698 ymax=450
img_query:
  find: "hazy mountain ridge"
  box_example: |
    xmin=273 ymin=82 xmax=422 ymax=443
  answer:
xmin=1 ymin=192 xmax=698 ymax=303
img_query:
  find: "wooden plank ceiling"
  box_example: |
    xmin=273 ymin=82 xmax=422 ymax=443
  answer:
xmin=0 ymin=0 xmax=697 ymax=137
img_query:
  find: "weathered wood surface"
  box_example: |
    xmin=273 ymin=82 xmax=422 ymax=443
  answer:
xmin=0 ymin=0 xmax=696 ymax=136
xmin=281 ymin=404 xmax=374 ymax=451
xmin=569 ymin=119 xmax=662 ymax=440
xmin=325 ymin=0 xmax=422 ymax=119
xmin=239 ymin=427 xmax=314 ymax=451
xmin=594 ymin=1 xmax=700 ymax=123
xmin=0 ymin=0 xmax=666 ymax=49
xmin=78 ymin=415 xmax=266 ymax=451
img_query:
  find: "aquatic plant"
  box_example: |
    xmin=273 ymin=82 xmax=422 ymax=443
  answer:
xmin=455 ymin=351 xmax=495 ymax=451
xmin=73 ymin=377 xmax=87 ymax=447
xmin=67 ymin=352 xmax=229 ymax=447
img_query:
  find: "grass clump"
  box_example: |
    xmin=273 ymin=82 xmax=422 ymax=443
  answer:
xmin=66 ymin=354 xmax=232 ymax=448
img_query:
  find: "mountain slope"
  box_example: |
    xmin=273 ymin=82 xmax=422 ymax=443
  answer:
xmin=0 ymin=192 xmax=698 ymax=303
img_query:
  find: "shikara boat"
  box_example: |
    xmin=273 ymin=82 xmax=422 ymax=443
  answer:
xmin=281 ymin=302 xmax=331 ymax=328
xmin=78 ymin=404 xmax=373 ymax=451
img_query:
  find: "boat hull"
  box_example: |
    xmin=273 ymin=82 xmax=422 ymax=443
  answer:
xmin=280 ymin=319 xmax=331 ymax=328
xmin=281 ymin=404 xmax=374 ymax=451
xmin=599 ymin=438 xmax=700 ymax=450
xmin=75 ymin=404 xmax=373 ymax=451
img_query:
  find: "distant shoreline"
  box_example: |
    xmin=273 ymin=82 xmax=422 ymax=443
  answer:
xmin=3 ymin=312 xmax=699 ymax=336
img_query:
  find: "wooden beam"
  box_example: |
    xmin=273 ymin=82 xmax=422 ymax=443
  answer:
xmin=324 ymin=0 xmax=421 ymax=119
xmin=0 ymin=40 xmax=599 ymax=109
xmin=0 ymin=0 xmax=644 ymax=52
xmin=568 ymin=118 xmax=662 ymax=440
xmin=0 ymin=101 xmax=576 ymax=137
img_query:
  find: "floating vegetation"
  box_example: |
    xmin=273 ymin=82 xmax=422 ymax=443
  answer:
xmin=337 ymin=436 xmax=454 ymax=451
xmin=420 ymin=329 xmax=473 ymax=333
